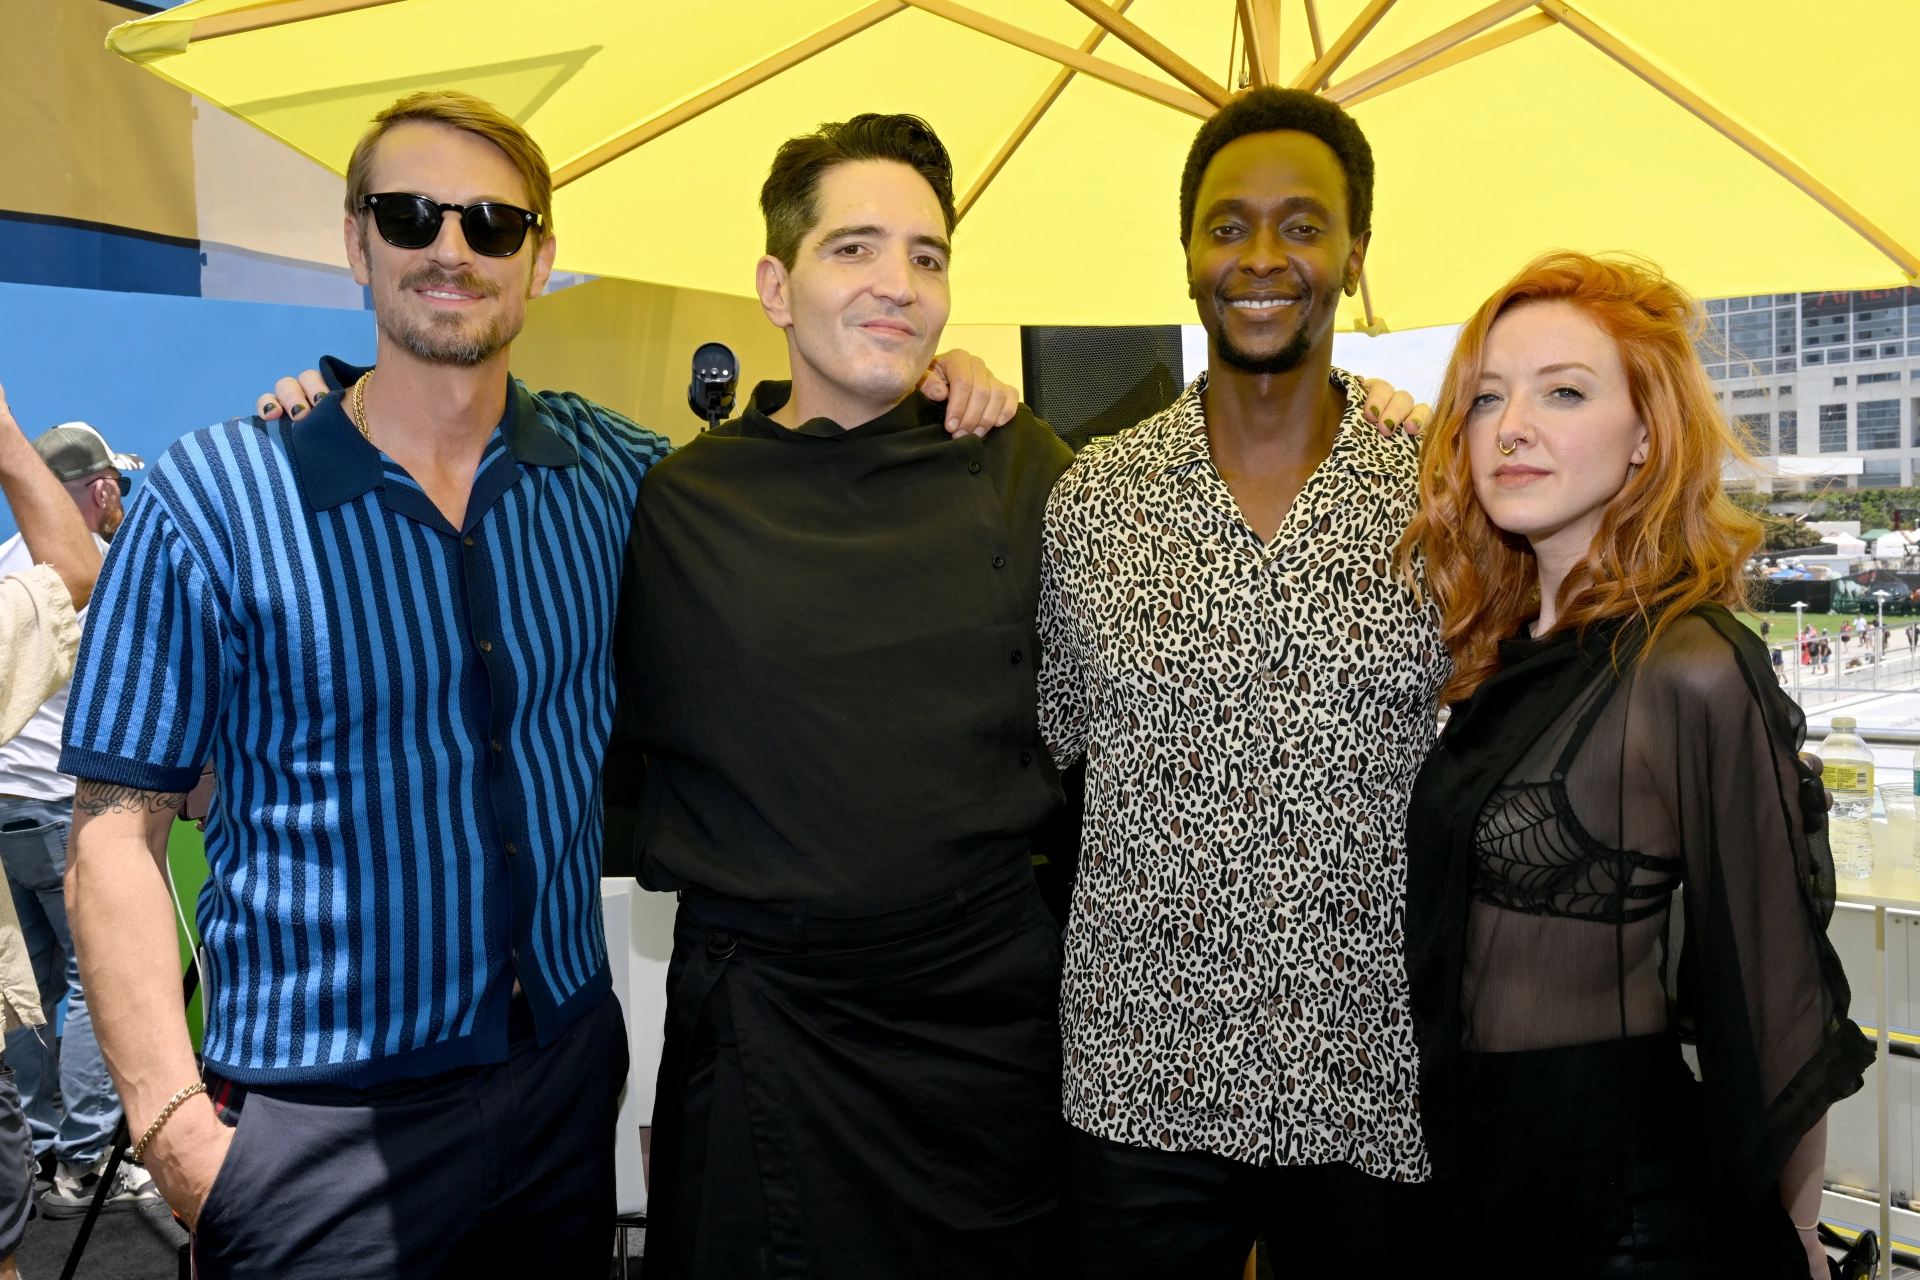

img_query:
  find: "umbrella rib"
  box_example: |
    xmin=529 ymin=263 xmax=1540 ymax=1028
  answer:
xmin=1291 ymin=0 xmax=1394 ymax=92
xmin=1302 ymin=0 xmax=1325 ymax=61
xmin=1235 ymin=0 xmax=1276 ymax=89
xmin=1061 ymin=0 xmax=1229 ymax=107
xmin=1355 ymin=270 xmax=1387 ymax=335
xmin=1322 ymin=0 xmax=1539 ymax=105
xmin=550 ymin=1 xmax=909 ymax=189
xmin=181 ymin=0 xmax=408 ymax=42
xmin=1334 ymin=12 xmax=1553 ymax=108
xmin=903 ymin=0 xmax=1212 ymax=119
xmin=957 ymin=0 xmax=1136 ymax=222
xmin=1545 ymin=1 xmax=1919 ymax=279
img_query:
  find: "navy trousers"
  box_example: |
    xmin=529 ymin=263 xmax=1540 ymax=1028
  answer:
xmin=192 ymin=992 xmax=627 ymax=1279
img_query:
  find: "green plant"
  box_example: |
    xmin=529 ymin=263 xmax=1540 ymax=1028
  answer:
xmin=1728 ymin=490 xmax=1831 ymax=550
xmin=1802 ymin=485 xmax=1920 ymax=530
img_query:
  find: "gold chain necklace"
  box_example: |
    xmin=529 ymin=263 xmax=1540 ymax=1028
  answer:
xmin=348 ymin=371 xmax=374 ymax=443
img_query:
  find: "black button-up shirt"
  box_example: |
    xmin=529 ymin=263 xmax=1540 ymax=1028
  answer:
xmin=613 ymin=381 xmax=1074 ymax=914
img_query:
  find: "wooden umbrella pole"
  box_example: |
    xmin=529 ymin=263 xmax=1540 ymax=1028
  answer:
xmin=1063 ymin=0 xmax=1229 ymax=107
xmin=187 ymin=0 xmax=407 ymax=42
xmin=957 ymin=0 xmax=1137 ymax=220
xmin=905 ymin=0 xmax=1212 ymax=119
xmin=1335 ymin=12 xmax=1553 ymax=108
xmin=1322 ymin=0 xmax=1539 ymax=104
xmin=554 ymin=1 xmax=909 ymax=188
xmin=1292 ymin=0 xmax=1394 ymax=91
xmin=1302 ymin=0 xmax=1325 ymax=61
xmin=1543 ymin=0 xmax=1920 ymax=279
xmin=1237 ymin=0 xmax=1280 ymax=89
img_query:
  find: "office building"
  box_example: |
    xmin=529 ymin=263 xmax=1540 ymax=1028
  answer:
xmin=1706 ymin=286 xmax=1920 ymax=489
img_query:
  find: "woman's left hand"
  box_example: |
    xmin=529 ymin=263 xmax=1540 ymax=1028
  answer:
xmin=1796 ymin=752 xmax=1832 ymax=832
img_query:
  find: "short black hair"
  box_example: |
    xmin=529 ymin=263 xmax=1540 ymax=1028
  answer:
xmin=760 ymin=113 xmax=958 ymax=269
xmin=1178 ymin=87 xmax=1374 ymax=246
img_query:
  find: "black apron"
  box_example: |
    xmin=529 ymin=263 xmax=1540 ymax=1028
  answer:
xmin=643 ymin=858 xmax=1066 ymax=1279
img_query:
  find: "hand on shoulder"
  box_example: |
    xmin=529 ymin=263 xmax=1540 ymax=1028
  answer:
xmin=1359 ymin=377 xmax=1430 ymax=437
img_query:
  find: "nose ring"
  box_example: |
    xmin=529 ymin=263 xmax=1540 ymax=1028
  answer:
xmin=1497 ymin=437 xmax=1521 ymax=456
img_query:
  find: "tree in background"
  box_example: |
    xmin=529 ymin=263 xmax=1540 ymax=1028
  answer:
xmin=1727 ymin=491 xmax=1826 ymax=551
xmin=1808 ymin=486 xmax=1920 ymax=534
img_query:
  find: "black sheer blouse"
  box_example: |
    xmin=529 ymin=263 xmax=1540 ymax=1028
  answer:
xmin=1407 ymin=604 xmax=1872 ymax=1199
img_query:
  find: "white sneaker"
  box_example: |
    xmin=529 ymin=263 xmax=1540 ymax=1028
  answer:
xmin=39 ymin=1153 xmax=162 ymax=1219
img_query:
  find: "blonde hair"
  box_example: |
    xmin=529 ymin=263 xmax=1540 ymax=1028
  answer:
xmin=1396 ymin=251 xmax=1761 ymax=705
xmin=344 ymin=91 xmax=553 ymax=238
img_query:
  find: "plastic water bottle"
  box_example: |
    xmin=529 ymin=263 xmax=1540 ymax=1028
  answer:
xmin=1822 ymin=716 xmax=1875 ymax=880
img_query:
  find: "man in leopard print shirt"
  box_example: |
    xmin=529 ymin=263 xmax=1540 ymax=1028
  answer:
xmin=1039 ymin=88 xmax=1450 ymax=1273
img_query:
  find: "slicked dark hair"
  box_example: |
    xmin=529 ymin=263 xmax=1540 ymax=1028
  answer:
xmin=760 ymin=113 xmax=958 ymax=269
xmin=1179 ymin=87 xmax=1374 ymax=246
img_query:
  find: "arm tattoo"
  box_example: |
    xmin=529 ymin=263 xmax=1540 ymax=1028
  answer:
xmin=74 ymin=781 xmax=187 ymax=817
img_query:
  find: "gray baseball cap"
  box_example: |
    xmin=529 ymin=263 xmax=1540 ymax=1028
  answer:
xmin=32 ymin=423 xmax=144 ymax=484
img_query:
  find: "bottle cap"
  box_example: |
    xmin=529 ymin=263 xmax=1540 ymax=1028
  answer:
xmin=1833 ymin=716 xmax=1858 ymax=731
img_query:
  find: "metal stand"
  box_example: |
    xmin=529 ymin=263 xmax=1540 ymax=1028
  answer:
xmin=1793 ymin=602 xmax=1806 ymax=700
xmin=613 ymin=1211 xmax=646 ymax=1279
xmin=55 ymin=1116 xmax=131 ymax=1280
xmin=1878 ymin=904 xmax=1892 ymax=1280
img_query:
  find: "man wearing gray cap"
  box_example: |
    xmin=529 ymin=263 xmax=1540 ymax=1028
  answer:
xmin=0 ymin=422 xmax=154 ymax=1218
xmin=29 ymin=424 xmax=140 ymax=543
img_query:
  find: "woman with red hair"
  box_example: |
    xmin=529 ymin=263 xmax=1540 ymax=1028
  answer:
xmin=1399 ymin=251 xmax=1872 ymax=1277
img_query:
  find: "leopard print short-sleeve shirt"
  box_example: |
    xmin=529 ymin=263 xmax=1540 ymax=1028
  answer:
xmin=1039 ymin=370 xmax=1449 ymax=1178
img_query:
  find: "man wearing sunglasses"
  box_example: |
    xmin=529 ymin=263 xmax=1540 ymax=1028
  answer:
xmin=0 ymin=424 xmax=144 ymax=1221
xmin=61 ymin=86 xmax=1017 ymax=1280
xmin=61 ymin=92 xmax=648 ymax=1279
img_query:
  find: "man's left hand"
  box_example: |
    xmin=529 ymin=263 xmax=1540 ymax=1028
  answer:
xmin=920 ymin=350 xmax=1019 ymax=437
xmin=1361 ymin=378 xmax=1431 ymax=438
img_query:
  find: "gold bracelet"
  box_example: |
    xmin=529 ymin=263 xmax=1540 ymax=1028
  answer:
xmin=130 ymin=1081 xmax=208 ymax=1166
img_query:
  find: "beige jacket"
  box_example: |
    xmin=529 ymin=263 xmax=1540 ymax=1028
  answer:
xmin=0 ymin=564 xmax=80 ymax=1034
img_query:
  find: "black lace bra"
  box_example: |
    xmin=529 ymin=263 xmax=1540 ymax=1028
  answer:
xmin=1470 ymin=676 xmax=1682 ymax=924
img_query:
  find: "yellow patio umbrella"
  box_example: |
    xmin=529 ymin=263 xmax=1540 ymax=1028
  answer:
xmin=103 ymin=0 xmax=1917 ymax=331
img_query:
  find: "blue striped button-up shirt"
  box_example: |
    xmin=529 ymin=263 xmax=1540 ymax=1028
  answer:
xmin=61 ymin=372 xmax=668 ymax=1085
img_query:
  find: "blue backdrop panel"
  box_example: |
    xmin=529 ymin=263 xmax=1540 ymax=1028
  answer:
xmin=0 ymin=212 xmax=202 ymax=298
xmin=0 ymin=279 xmax=375 ymax=540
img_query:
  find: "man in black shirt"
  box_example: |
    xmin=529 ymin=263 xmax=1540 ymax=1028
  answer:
xmin=613 ymin=115 xmax=1074 ymax=1279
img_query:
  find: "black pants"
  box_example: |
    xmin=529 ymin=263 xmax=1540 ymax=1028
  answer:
xmin=645 ymin=859 xmax=1066 ymax=1280
xmin=1454 ymin=1034 xmax=1798 ymax=1279
xmin=1067 ymin=1126 xmax=1436 ymax=1280
xmin=192 ymin=992 xmax=628 ymax=1280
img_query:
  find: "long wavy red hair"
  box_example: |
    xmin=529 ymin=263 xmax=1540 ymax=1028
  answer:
xmin=1398 ymin=251 xmax=1762 ymax=705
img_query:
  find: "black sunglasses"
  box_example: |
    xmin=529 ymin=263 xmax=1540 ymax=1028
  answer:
xmin=88 ymin=473 xmax=130 ymax=497
xmin=361 ymin=193 xmax=542 ymax=258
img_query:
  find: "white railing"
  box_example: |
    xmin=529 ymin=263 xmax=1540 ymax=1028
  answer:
xmin=1771 ymin=624 xmax=1920 ymax=706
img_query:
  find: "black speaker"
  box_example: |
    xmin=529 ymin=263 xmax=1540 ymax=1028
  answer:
xmin=1020 ymin=326 xmax=1186 ymax=452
